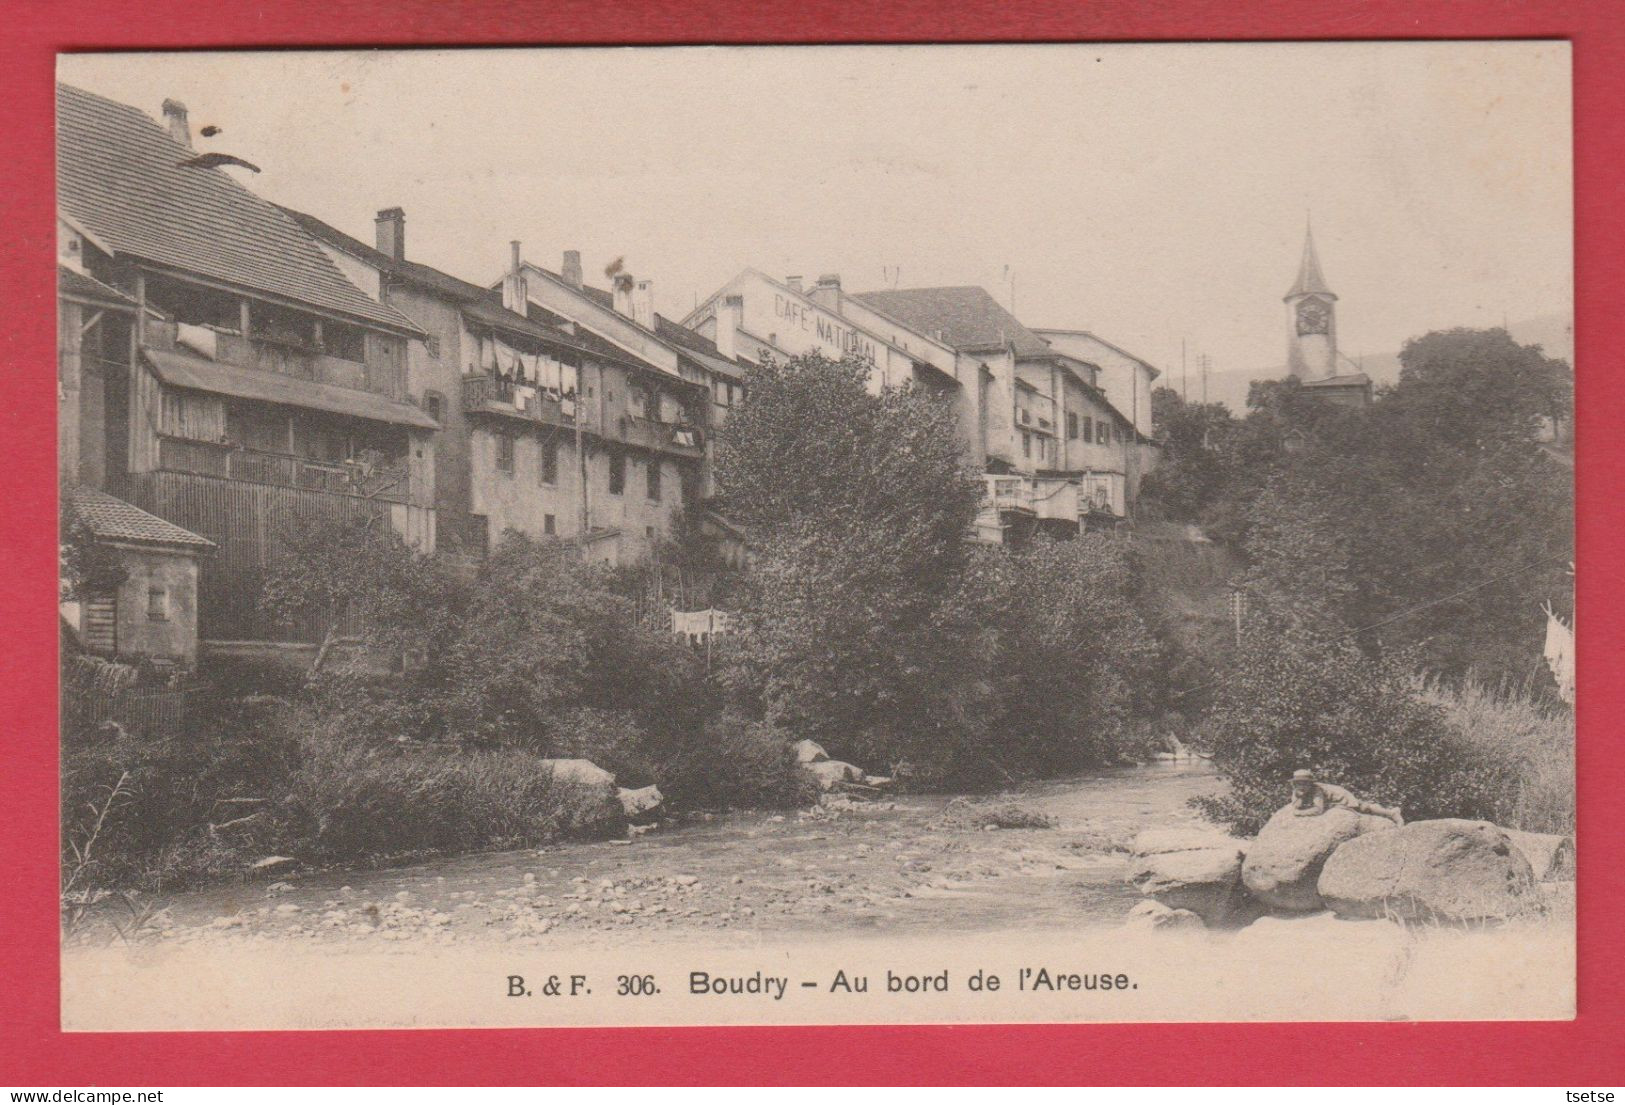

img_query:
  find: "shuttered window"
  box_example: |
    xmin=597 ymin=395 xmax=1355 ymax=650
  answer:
xmin=82 ymin=591 xmax=117 ymax=654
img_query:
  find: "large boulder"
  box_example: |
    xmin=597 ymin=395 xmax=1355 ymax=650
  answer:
xmin=1503 ymin=829 xmax=1575 ymax=881
xmin=793 ymin=739 xmax=830 ymax=764
xmin=1318 ymin=818 xmax=1539 ymax=923
xmin=1122 ymin=899 xmax=1206 ymax=933
xmin=618 ymin=784 xmax=664 ymax=819
xmin=540 ymin=758 xmax=621 ymax=828
xmin=1127 ymin=827 xmax=1252 ymax=926
xmin=1242 ymin=805 xmax=1395 ymax=912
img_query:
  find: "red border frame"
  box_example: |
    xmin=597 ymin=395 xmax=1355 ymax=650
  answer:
xmin=3 ymin=1 xmax=1620 ymax=1086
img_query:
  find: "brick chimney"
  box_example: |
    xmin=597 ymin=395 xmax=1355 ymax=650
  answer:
xmin=375 ymin=208 xmax=405 ymax=261
xmin=811 ymin=273 xmax=842 ymax=310
xmin=715 ymin=295 xmax=743 ymax=361
xmin=631 ymin=279 xmax=654 ymax=329
xmin=162 ymin=99 xmax=191 ymax=148
xmin=503 ymin=240 xmax=529 ymax=313
xmin=561 ymin=250 xmax=583 ymax=289
xmin=786 ymin=275 xmax=804 ymax=294
xmin=612 ymin=271 xmax=635 ymax=318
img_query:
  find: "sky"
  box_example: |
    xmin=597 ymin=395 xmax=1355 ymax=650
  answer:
xmin=59 ymin=43 xmax=1572 ymax=393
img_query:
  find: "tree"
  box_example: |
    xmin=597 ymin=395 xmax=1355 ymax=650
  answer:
xmin=441 ymin=531 xmax=704 ymax=746
xmin=713 ymin=352 xmax=983 ymax=774
xmin=943 ymin=536 xmax=1162 ymax=776
xmin=259 ymin=509 xmax=460 ymax=672
xmin=1138 ymin=386 xmax=1236 ymax=520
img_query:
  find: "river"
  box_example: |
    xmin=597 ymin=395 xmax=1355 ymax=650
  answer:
xmin=108 ymin=760 xmax=1224 ymax=947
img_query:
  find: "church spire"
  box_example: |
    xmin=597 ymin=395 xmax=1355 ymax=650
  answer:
xmin=1284 ymin=220 xmax=1336 ymax=301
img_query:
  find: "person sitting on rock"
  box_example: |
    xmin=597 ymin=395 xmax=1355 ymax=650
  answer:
xmin=1288 ymin=769 xmax=1404 ymax=824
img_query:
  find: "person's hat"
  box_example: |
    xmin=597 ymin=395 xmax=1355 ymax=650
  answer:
xmin=1291 ymin=769 xmax=1316 ymax=782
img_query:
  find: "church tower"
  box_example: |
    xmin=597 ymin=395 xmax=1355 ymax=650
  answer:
xmin=1284 ymin=223 xmax=1337 ymax=380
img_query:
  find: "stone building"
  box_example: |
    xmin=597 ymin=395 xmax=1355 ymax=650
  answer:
xmin=686 ymin=272 xmax=1158 ymax=543
xmin=57 ymin=83 xmax=437 ymax=655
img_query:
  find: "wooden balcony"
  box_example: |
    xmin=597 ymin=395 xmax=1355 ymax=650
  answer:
xmin=610 ymin=414 xmax=705 ymax=460
xmin=461 ymin=374 xmax=578 ymax=430
xmin=157 ymin=436 xmax=411 ymax=504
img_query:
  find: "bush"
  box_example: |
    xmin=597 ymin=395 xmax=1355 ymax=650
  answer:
xmin=1197 ymin=631 xmax=1496 ymax=835
xmin=653 ymin=713 xmax=814 ymax=811
xmin=291 ymin=718 xmax=619 ymax=858
xmin=1419 ymin=675 xmax=1574 ymax=833
xmin=60 ymin=692 xmax=303 ymax=890
xmin=935 ymin=536 xmax=1163 ymax=780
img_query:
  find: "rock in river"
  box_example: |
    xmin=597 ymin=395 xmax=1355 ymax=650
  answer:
xmin=1122 ymin=898 xmax=1206 ymax=933
xmin=1317 ymin=818 xmax=1539 ymax=923
xmin=1242 ymin=805 xmax=1394 ymax=912
xmin=1127 ymin=826 xmax=1251 ymax=926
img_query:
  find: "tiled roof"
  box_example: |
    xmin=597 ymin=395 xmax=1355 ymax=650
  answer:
xmin=852 ymin=286 xmax=1052 ymax=357
xmin=526 ymin=265 xmax=750 ymax=379
xmin=655 ymin=315 xmax=747 ymax=380
xmin=57 ymin=83 xmax=419 ymax=334
xmin=143 ymin=347 xmax=440 ymax=430
xmin=69 ymin=486 xmax=215 ymax=550
xmin=58 ymin=265 xmax=137 ymax=308
xmin=282 ymin=206 xmax=594 ymax=357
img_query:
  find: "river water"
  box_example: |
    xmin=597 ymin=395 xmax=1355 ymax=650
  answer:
xmin=121 ymin=760 xmax=1224 ymax=947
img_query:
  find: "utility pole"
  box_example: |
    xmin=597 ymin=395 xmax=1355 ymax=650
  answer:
xmin=1230 ymin=590 xmax=1245 ymax=648
xmin=1201 ymin=353 xmax=1210 ymax=405
xmin=1181 ymin=338 xmax=1188 ymax=401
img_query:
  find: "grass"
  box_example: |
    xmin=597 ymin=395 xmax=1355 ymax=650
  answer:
xmin=1418 ymin=674 xmax=1574 ymax=834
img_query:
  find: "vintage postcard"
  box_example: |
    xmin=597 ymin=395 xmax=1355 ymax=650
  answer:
xmin=55 ymin=42 xmax=1574 ymax=1030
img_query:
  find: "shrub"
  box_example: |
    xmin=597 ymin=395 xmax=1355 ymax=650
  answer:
xmin=1419 ymin=675 xmax=1574 ymax=833
xmin=1197 ymin=631 xmax=1495 ymax=835
xmin=653 ymin=712 xmax=814 ymax=811
xmin=59 ymin=692 xmax=303 ymax=890
xmin=290 ymin=718 xmax=619 ymax=858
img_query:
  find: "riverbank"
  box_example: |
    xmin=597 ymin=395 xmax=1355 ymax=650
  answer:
xmin=61 ymin=761 xmax=1575 ymax=1028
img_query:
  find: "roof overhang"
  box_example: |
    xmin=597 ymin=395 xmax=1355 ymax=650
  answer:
xmin=142 ymin=346 xmax=440 ymax=430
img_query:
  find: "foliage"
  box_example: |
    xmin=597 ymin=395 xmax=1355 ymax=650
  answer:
xmin=439 ymin=531 xmax=706 ymax=746
xmin=653 ymin=712 xmax=815 ymax=811
xmin=1142 ymin=330 xmax=1573 ymax=688
xmin=290 ymin=718 xmax=618 ymax=859
xmin=714 ymin=352 xmax=983 ymax=776
xmin=1196 ymin=629 xmax=1499 ymax=835
xmin=941 ymin=536 xmax=1162 ymax=777
xmin=58 ymin=487 xmax=126 ymax=602
xmin=259 ymin=509 xmax=465 ymax=658
xmin=1418 ymin=675 xmax=1574 ymax=834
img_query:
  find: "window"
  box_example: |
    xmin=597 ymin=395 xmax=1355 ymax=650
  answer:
xmin=647 ymin=459 xmax=662 ymax=501
xmin=145 ymin=273 xmax=241 ymax=331
xmin=544 ymin=514 xmax=556 ymax=535
xmin=249 ymin=301 xmax=318 ymax=349
xmin=1097 ymin=419 xmax=1109 ymax=444
xmin=495 ymin=433 xmax=514 ymax=475
xmin=425 ymin=335 xmax=442 ymax=359
xmin=147 ymin=587 xmax=169 ymax=621
xmin=423 ymin=391 xmax=444 ymax=425
xmin=1081 ymin=417 xmax=1093 ymax=444
xmin=540 ymin=438 xmax=558 ymax=485
xmin=322 ymin=320 xmax=367 ymax=362
xmin=1021 ymin=431 xmax=1031 ymax=458
xmin=1067 ymin=412 xmax=1079 ymax=440
xmin=608 ymin=450 xmax=625 ymax=495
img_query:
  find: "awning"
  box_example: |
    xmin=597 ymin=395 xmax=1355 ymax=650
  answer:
xmin=143 ymin=346 xmax=439 ymax=430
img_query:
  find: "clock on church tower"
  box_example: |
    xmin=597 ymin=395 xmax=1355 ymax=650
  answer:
xmin=1296 ymin=296 xmax=1331 ymax=336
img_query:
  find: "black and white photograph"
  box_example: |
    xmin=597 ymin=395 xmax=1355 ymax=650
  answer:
xmin=54 ymin=42 xmax=1575 ymax=1029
